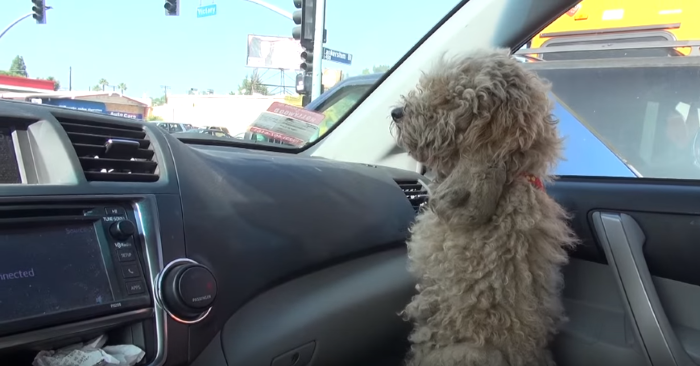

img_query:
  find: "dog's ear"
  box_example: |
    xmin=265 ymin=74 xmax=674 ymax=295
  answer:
xmin=429 ymin=162 xmax=506 ymax=226
xmin=429 ymin=182 xmax=471 ymax=221
xmin=458 ymin=54 xmax=555 ymax=163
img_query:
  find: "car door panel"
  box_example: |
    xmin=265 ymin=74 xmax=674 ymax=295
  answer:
xmin=550 ymin=179 xmax=700 ymax=366
xmin=555 ymin=258 xmax=648 ymax=366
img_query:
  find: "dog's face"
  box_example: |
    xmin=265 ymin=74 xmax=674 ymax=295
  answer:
xmin=391 ymin=49 xmax=561 ymax=178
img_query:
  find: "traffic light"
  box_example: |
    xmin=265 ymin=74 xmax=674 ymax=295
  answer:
xmin=295 ymin=73 xmax=304 ymax=94
xmin=31 ymin=0 xmax=46 ymax=24
xmin=300 ymin=50 xmax=313 ymax=72
xmin=295 ymin=73 xmax=312 ymax=95
xmin=292 ymin=0 xmax=316 ymax=50
xmin=164 ymin=0 xmax=179 ymax=16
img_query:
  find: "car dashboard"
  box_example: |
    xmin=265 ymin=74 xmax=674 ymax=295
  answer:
xmin=0 ymin=100 xmax=429 ymax=366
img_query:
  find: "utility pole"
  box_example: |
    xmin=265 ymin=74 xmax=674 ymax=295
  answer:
xmin=160 ymin=85 xmax=171 ymax=103
xmin=310 ymin=0 xmax=325 ymax=100
xmin=68 ymin=66 xmax=72 ymax=91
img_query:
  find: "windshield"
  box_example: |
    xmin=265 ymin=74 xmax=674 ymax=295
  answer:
xmin=0 ymin=0 xmax=459 ymax=148
xmin=4 ymin=0 xmax=700 ymax=181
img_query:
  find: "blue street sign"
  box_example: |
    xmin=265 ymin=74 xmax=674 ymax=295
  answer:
xmin=323 ymin=48 xmax=353 ymax=65
xmin=197 ymin=4 xmax=217 ymax=18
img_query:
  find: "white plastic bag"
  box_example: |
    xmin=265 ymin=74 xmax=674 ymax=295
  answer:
xmin=33 ymin=334 xmax=145 ymax=366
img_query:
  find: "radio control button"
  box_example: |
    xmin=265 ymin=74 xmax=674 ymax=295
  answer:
xmin=110 ymin=220 xmax=135 ymax=240
xmin=126 ymin=281 xmax=146 ymax=295
xmin=117 ymin=248 xmax=136 ymax=262
xmin=122 ymin=263 xmax=141 ymax=278
xmin=105 ymin=207 xmax=126 ymax=216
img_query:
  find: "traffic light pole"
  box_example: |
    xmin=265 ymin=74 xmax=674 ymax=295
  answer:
xmin=310 ymin=0 xmax=325 ymax=100
xmin=1 ymin=5 xmax=53 ymax=41
xmin=241 ymin=0 xmax=293 ymax=20
xmin=0 ymin=13 xmax=33 ymax=42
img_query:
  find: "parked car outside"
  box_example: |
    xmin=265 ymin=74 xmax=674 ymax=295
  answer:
xmin=156 ymin=122 xmax=194 ymax=134
xmin=172 ymin=128 xmax=234 ymax=139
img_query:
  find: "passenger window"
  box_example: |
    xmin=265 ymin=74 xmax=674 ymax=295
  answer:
xmin=522 ymin=0 xmax=700 ymax=180
xmin=310 ymin=85 xmax=373 ymax=141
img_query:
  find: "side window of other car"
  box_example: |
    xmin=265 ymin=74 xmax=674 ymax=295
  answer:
xmin=524 ymin=26 xmax=700 ymax=180
xmin=309 ymin=85 xmax=374 ymax=142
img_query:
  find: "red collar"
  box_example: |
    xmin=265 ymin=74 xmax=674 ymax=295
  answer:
xmin=522 ymin=173 xmax=545 ymax=191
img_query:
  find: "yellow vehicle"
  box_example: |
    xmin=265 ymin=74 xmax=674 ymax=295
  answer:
xmin=529 ymin=0 xmax=700 ymax=59
xmin=514 ymin=0 xmax=700 ymax=178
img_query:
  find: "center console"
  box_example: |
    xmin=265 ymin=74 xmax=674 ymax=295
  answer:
xmin=0 ymin=196 xmax=168 ymax=366
xmin=0 ymin=203 xmax=150 ymax=337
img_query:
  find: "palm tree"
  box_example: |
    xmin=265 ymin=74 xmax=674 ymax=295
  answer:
xmin=237 ymin=69 xmax=269 ymax=95
xmin=117 ymin=83 xmax=127 ymax=94
xmin=98 ymin=78 xmax=109 ymax=91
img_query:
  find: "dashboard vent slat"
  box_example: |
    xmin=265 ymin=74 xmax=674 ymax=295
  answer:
xmin=66 ymin=132 xmax=150 ymax=149
xmin=395 ymin=179 xmax=429 ymax=213
xmin=61 ymin=122 xmax=146 ymax=139
xmin=56 ymin=116 xmax=159 ymax=183
xmin=73 ymin=143 xmax=155 ymax=160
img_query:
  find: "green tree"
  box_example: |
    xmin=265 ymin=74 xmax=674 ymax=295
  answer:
xmin=147 ymin=115 xmax=164 ymax=122
xmin=117 ymin=83 xmax=127 ymax=94
xmin=237 ymin=69 xmax=269 ymax=95
xmin=9 ymin=56 xmax=28 ymax=77
xmin=98 ymin=78 xmax=109 ymax=91
xmin=152 ymin=95 xmax=167 ymax=106
xmin=41 ymin=76 xmax=60 ymax=91
xmin=360 ymin=64 xmax=391 ymax=75
xmin=91 ymin=85 xmax=102 ymax=91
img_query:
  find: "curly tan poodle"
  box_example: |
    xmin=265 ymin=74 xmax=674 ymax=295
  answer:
xmin=391 ymin=48 xmax=578 ymax=366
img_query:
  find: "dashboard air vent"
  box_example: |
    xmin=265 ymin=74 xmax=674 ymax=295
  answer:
xmin=57 ymin=117 xmax=159 ymax=182
xmin=395 ymin=179 xmax=429 ymax=213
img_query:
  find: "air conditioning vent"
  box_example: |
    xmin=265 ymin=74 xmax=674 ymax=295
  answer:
xmin=395 ymin=179 xmax=429 ymax=213
xmin=57 ymin=117 xmax=159 ymax=182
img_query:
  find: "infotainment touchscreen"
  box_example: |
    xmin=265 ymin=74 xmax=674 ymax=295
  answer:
xmin=0 ymin=127 xmax=21 ymax=184
xmin=0 ymin=222 xmax=115 ymax=322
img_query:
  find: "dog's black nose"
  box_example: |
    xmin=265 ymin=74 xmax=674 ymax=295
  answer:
xmin=391 ymin=107 xmax=404 ymax=121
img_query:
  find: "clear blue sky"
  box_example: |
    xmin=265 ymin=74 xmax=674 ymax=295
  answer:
xmin=0 ymin=0 xmax=458 ymax=98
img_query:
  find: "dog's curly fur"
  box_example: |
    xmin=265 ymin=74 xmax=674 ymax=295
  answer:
xmin=392 ymin=49 xmax=578 ymax=366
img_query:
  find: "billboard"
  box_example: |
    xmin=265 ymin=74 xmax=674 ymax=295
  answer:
xmin=246 ymin=34 xmax=304 ymax=71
